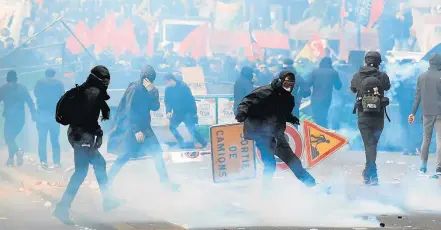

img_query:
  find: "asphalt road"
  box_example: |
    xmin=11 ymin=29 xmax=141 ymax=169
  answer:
xmin=0 ymin=148 xmax=440 ymax=230
xmin=0 ymin=176 xmax=73 ymax=230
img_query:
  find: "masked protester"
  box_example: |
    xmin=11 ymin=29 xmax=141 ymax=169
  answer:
xmin=34 ymin=69 xmax=65 ymax=169
xmin=351 ymin=51 xmax=391 ymax=186
xmin=409 ymin=54 xmax=441 ymax=175
xmin=0 ymin=70 xmax=36 ymax=167
xmin=107 ymin=65 xmax=179 ymax=191
xmin=282 ymin=58 xmax=311 ymax=128
xmin=233 ymin=66 xmax=255 ymax=116
xmin=164 ymin=73 xmax=207 ymax=149
xmin=236 ymin=70 xmax=316 ymax=188
xmin=53 ymin=66 xmax=123 ymax=225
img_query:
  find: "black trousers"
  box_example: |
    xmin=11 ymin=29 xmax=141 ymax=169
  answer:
xmin=169 ymin=113 xmax=206 ymax=147
xmin=57 ymin=129 xmax=109 ymax=210
xmin=37 ymin=120 xmax=61 ymax=164
xmin=254 ymin=134 xmax=315 ymax=187
xmin=358 ymin=116 xmax=384 ymax=179
xmin=4 ymin=117 xmax=24 ymax=160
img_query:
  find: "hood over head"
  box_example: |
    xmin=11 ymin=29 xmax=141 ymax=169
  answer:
xmin=271 ymin=70 xmax=295 ymax=93
xmin=429 ymin=53 xmax=441 ymax=71
xmin=240 ymin=66 xmax=254 ymax=81
xmin=140 ymin=64 xmax=156 ymax=82
xmin=84 ymin=65 xmax=111 ymax=100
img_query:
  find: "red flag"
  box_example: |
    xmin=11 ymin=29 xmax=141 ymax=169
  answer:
xmin=295 ymin=34 xmax=325 ymax=62
xmin=245 ymin=23 xmax=264 ymax=61
xmin=92 ymin=13 xmax=117 ymax=54
xmin=178 ymin=23 xmax=210 ymax=59
xmin=65 ymin=20 xmax=93 ymax=54
xmin=368 ymin=0 xmax=384 ymax=28
xmin=112 ymin=19 xmax=140 ymax=56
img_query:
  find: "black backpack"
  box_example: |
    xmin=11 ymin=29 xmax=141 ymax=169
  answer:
xmin=55 ymin=84 xmax=86 ymax=126
xmin=360 ymin=75 xmax=383 ymax=113
xmin=353 ymin=74 xmax=391 ymax=122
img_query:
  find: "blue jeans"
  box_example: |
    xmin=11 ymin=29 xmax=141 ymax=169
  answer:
xmin=37 ymin=120 xmax=60 ymax=164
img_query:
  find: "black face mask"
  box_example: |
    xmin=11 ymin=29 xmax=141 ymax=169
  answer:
xmin=90 ymin=73 xmax=110 ymax=90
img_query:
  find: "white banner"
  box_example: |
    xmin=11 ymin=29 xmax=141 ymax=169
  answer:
xmin=196 ymin=98 xmax=216 ymax=125
xmin=217 ymin=97 xmax=235 ymax=124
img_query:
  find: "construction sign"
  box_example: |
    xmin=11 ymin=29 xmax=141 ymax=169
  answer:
xmin=210 ymin=123 xmax=256 ymax=183
xmin=302 ymin=120 xmax=348 ymax=168
xmin=256 ymin=123 xmax=303 ymax=171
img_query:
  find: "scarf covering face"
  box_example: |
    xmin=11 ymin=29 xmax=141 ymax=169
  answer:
xmin=83 ymin=65 xmax=111 ymax=120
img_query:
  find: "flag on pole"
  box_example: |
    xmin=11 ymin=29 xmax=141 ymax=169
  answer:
xmin=295 ymin=34 xmax=325 ymax=62
xmin=246 ymin=22 xmax=264 ymax=61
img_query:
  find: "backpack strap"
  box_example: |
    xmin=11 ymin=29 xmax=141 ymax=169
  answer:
xmin=384 ymin=107 xmax=391 ymax=122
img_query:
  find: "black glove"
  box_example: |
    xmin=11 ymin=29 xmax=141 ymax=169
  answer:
xmin=290 ymin=115 xmax=300 ymax=125
xmin=94 ymin=135 xmax=103 ymax=149
xmin=235 ymin=113 xmax=247 ymax=122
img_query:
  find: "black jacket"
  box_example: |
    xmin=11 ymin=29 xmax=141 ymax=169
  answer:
xmin=350 ymin=66 xmax=391 ymax=117
xmin=237 ymin=70 xmax=298 ymax=140
xmin=107 ymin=81 xmax=162 ymax=157
xmin=34 ymin=77 xmax=65 ymax=122
xmin=70 ymin=75 xmax=110 ymax=136
xmin=0 ymin=82 xmax=36 ymax=122
xmin=233 ymin=72 xmax=255 ymax=116
xmin=164 ymin=80 xmax=197 ymax=116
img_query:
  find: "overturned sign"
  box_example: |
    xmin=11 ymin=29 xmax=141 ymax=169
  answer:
xmin=210 ymin=123 xmax=256 ymax=183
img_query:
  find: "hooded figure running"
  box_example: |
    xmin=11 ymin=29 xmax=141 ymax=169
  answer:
xmin=235 ymin=70 xmax=316 ymax=188
xmin=53 ymin=66 xmax=123 ymax=225
xmin=107 ymin=65 xmax=179 ymax=191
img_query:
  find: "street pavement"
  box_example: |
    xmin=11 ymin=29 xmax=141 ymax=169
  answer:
xmin=0 ymin=146 xmax=441 ymax=230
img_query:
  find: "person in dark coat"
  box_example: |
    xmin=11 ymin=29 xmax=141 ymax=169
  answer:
xmin=307 ymin=57 xmax=342 ymax=128
xmin=282 ymin=58 xmax=311 ymax=128
xmin=235 ymin=70 xmax=316 ymax=188
xmin=107 ymin=66 xmax=179 ymax=190
xmin=409 ymin=54 xmax=441 ymax=175
xmin=53 ymin=66 xmax=123 ymax=225
xmin=233 ymin=66 xmax=255 ymax=116
xmin=34 ymin=69 xmax=65 ymax=169
xmin=0 ymin=70 xmax=36 ymax=167
xmin=164 ymin=73 xmax=207 ymax=148
xmin=351 ymin=51 xmax=391 ymax=185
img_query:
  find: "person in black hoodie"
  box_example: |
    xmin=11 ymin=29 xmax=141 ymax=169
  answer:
xmin=53 ymin=66 xmax=123 ymax=225
xmin=307 ymin=57 xmax=342 ymax=128
xmin=236 ymin=70 xmax=316 ymax=188
xmin=350 ymin=51 xmax=391 ymax=185
xmin=0 ymin=70 xmax=36 ymax=167
xmin=233 ymin=66 xmax=255 ymax=116
xmin=107 ymin=66 xmax=179 ymax=191
xmin=34 ymin=69 xmax=65 ymax=169
xmin=164 ymin=73 xmax=207 ymax=148
xmin=282 ymin=58 xmax=311 ymax=128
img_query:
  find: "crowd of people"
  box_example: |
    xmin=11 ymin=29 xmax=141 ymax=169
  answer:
xmin=3 ymin=49 xmax=441 ymax=225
